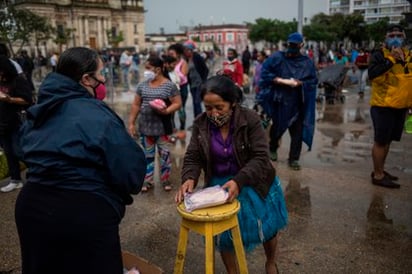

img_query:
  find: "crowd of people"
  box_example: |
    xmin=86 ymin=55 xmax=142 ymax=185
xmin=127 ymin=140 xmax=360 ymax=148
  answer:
xmin=0 ymin=23 xmax=411 ymax=273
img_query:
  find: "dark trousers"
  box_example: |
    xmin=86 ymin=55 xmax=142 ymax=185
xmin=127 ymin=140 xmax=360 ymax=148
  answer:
xmin=270 ymin=114 xmax=303 ymax=162
xmin=178 ymin=83 xmax=189 ymax=130
xmin=15 ymin=184 xmax=123 ymax=274
xmin=190 ymin=85 xmax=202 ymax=118
xmin=0 ymin=129 xmax=22 ymax=180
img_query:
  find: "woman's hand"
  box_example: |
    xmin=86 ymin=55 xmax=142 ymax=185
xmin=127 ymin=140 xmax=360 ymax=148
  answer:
xmin=128 ymin=124 xmax=136 ymax=138
xmin=175 ymin=179 xmax=195 ymax=203
xmin=221 ymin=180 xmax=239 ymax=203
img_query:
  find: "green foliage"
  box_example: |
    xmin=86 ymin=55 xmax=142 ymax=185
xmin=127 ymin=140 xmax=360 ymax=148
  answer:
xmin=247 ymin=18 xmax=297 ymax=44
xmin=366 ymin=18 xmax=390 ymax=43
xmin=106 ymin=30 xmax=124 ymax=48
xmin=0 ymin=6 xmax=52 ymax=54
xmin=54 ymin=26 xmax=75 ymax=52
xmin=247 ymin=11 xmax=397 ymax=47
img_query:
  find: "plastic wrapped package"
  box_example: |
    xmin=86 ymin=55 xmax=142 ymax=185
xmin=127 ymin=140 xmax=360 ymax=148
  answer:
xmin=184 ymin=185 xmax=229 ymax=212
xmin=149 ymin=99 xmax=167 ymax=111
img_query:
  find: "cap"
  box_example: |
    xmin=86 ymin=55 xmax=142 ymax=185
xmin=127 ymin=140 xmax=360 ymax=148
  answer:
xmin=287 ymin=32 xmax=303 ymax=44
xmin=387 ymin=24 xmax=404 ymax=33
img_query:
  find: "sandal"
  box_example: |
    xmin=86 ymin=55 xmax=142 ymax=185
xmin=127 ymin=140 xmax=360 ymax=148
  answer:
xmin=141 ymin=182 xmax=153 ymax=193
xmin=162 ymin=181 xmax=172 ymax=191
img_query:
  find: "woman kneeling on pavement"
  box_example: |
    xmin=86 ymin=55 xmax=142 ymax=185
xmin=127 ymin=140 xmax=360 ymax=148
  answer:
xmin=175 ymin=75 xmax=288 ymax=273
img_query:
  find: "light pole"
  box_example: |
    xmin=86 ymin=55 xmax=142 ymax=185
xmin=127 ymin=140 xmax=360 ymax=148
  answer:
xmin=297 ymin=0 xmax=303 ymax=34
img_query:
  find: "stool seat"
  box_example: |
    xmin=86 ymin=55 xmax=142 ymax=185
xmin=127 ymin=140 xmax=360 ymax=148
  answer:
xmin=176 ymin=201 xmax=240 ymax=222
xmin=174 ymin=200 xmax=248 ymax=274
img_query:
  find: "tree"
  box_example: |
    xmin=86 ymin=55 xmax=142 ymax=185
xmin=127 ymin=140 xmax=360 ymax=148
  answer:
xmin=106 ymin=29 xmax=124 ymax=48
xmin=247 ymin=18 xmax=297 ymax=49
xmin=366 ymin=17 xmax=390 ymax=45
xmin=0 ymin=5 xmax=52 ymax=55
xmin=54 ymin=25 xmax=75 ymax=53
xmin=341 ymin=13 xmax=365 ymax=45
xmin=303 ymin=13 xmax=337 ymax=45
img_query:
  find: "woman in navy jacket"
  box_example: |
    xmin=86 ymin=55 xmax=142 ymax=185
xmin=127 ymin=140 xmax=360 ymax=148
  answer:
xmin=16 ymin=47 xmax=147 ymax=274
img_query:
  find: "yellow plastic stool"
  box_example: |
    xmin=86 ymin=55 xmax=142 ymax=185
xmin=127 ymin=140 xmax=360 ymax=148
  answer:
xmin=173 ymin=200 xmax=248 ymax=274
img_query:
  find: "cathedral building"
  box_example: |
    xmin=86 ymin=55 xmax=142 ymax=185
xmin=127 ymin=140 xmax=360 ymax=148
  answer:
xmin=10 ymin=0 xmax=145 ymax=54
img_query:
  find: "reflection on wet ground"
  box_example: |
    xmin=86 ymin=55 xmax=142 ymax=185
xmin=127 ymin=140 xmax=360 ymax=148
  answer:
xmin=103 ymin=83 xmax=412 ymax=273
xmin=1 ymin=69 xmax=411 ymax=273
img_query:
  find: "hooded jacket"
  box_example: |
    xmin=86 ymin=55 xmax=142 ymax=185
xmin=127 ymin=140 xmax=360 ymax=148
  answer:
xmin=20 ymin=73 xmax=146 ymax=218
xmin=181 ymin=105 xmax=276 ymax=198
xmin=258 ymin=51 xmax=318 ymax=150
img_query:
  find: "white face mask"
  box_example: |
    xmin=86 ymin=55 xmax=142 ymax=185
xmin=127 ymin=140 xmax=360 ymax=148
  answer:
xmin=143 ymin=70 xmax=155 ymax=81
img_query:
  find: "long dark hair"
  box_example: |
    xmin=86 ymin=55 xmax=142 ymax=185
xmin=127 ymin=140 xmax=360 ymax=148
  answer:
xmin=56 ymin=47 xmax=100 ymax=82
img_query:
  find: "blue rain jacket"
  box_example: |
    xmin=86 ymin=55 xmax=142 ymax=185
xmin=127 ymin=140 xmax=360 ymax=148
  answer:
xmin=257 ymin=51 xmax=318 ymax=150
xmin=20 ymin=73 xmax=146 ymax=218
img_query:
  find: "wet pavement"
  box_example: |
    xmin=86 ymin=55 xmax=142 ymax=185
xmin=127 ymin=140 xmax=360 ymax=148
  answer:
xmin=1 ymin=69 xmax=412 ymax=273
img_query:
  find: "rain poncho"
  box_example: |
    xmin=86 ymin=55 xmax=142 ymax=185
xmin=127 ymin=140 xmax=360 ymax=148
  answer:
xmin=257 ymin=51 xmax=318 ymax=150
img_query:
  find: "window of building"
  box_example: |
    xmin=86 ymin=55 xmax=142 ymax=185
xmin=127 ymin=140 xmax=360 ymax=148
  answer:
xmin=134 ymin=24 xmax=138 ymax=34
xmin=217 ymin=34 xmax=222 ymax=42
xmin=226 ymin=32 xmax=233 ymax=42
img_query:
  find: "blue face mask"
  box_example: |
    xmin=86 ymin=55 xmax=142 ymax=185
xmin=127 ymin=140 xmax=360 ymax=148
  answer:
xmin=386 ymin=37 xmax=404 ymax=48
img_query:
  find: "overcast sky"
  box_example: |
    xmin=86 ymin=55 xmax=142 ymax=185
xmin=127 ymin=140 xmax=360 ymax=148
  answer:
xmin=144 ymin=0 xmax=329 ymax=34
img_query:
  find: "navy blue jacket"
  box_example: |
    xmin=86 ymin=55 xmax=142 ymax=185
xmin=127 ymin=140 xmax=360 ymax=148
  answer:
xmin=20 ymin=73 xmax=146 ymax=218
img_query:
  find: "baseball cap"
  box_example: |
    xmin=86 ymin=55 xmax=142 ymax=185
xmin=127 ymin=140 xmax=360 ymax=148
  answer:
xmin=387 ymin=24 xmax=404 ymax=33
xmin=287 ymin=32 xmax=303 ymax=44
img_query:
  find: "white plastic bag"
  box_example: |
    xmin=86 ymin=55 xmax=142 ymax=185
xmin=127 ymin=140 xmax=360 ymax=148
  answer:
xmin=184 ymin=185 xmax=228 ymax=212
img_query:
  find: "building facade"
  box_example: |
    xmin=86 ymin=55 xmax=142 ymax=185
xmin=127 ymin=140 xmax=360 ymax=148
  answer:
xmin=328 ymin=0 xmax=410 ymax=24
xmin=187 ymin=24 xmax=249 ymax=56
xmin=9 ymin=0 xmax=145 ymax=55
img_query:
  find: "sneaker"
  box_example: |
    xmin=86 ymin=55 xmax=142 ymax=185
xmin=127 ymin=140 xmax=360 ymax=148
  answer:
xmin=288 ymin=161 xmax=301 ymax=171
xmin=270 ymin=151 xmax=277 ymax=161
xmin=1 ymin=181 xmax=23 ymax=193
xmin=371 ymin=175 xmax=400 ymax=189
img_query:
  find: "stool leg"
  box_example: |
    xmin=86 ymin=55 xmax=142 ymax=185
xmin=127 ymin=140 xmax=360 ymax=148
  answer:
xmin=205 ymin=224 xmax=215 ymax=274
xmin=174 ymin=225 xmax=189 ymax=274
xmin=231 ymin=225 xmax=248 ymax=274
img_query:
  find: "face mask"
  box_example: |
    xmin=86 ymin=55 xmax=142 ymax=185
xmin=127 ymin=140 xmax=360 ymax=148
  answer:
xmin=207 ymin=111 xmax=232 ymax=128
xmin=89 ymin=75 xmax=105 ymax=98
xmin=386 ymin=37 xmax=404 ymax=48
xmin=227 ymin=56 xmax=235 ymax=61
xmin=143 ymin=70 xmax=156 ymax=81
xmin=286 ymin=47 xmax=300 ymax=55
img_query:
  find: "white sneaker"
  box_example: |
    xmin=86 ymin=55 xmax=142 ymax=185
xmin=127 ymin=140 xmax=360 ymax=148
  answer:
xmin=1 ymin=181 xmax=23 ymax=193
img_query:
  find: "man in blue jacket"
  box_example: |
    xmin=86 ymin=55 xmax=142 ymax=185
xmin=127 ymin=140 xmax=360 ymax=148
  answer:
xmin=258 ymin=32 xmax=318 ymax=170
